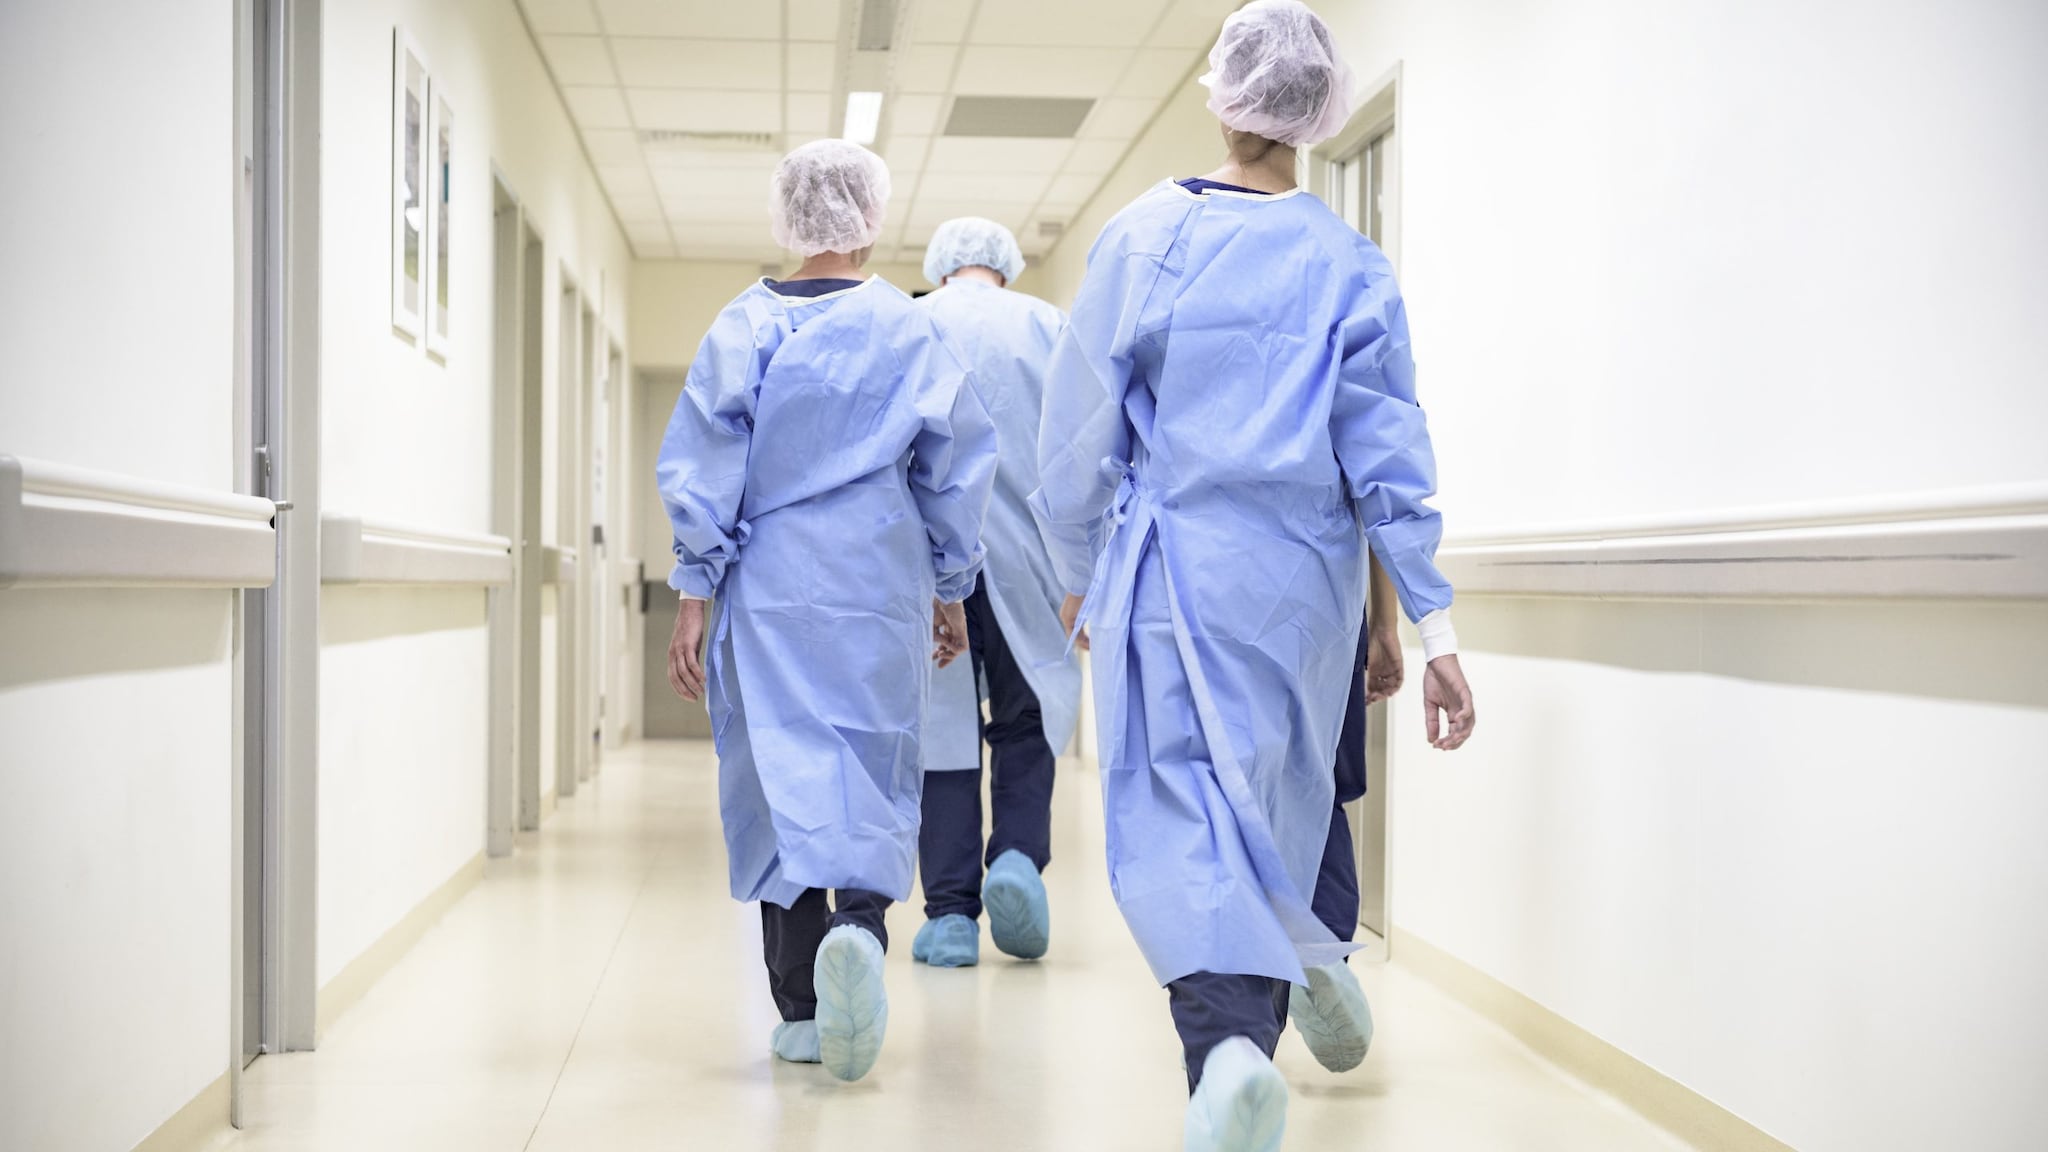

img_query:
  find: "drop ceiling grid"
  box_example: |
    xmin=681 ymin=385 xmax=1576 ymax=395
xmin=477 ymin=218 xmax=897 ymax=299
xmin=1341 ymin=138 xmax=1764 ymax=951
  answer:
xmin=525 ymin=0 xmax=1237 ymax=264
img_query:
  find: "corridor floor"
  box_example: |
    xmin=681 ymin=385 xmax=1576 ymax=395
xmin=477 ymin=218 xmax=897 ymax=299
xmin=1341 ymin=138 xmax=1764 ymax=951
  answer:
xmin=222 ymin=741 xmax=1687 ymax=1151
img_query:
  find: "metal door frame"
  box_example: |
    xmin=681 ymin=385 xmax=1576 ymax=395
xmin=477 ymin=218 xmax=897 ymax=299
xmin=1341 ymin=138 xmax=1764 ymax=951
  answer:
xmin=232 ymin=0 xmax=321 ymax=1121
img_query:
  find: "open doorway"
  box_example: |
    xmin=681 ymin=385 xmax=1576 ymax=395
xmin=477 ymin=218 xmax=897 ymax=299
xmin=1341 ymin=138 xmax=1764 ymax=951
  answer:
xmin=1310 ymin=66 xmax=1402 ymax=959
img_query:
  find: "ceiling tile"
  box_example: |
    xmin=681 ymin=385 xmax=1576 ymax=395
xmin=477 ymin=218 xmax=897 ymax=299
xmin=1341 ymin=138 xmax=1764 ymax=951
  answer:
xmin=599 ymin=164 xmax=659 ymax=200
xmin=631 ymin=239 xmax=678 ymax=259
xmin=1061 ymin=138 xmax=1129 ymax=175
xmin=563 ymin=85 xmax=632 ymax=128
xmin=1080 ymin=97 xmax=1156 ymax=139
xmin=891 ymin=93 xmax=949 ymax=136
xmin=580 ymin=127 xmax=646 ymax=166
xmin=787 ymin=92 xmax=832 ymax=135
xmin=953 ymin=47 xmax=1132 ymax=97
xmin=786 ymin=0 xmax=845 ymax=42
xmin=910 ymin=0 xmax=972 ymax=43
xmin=971 ymin=0 xmax=1169 ymax=47
xmin=627 ymin=88 xmax=781 ymax=133
xmin=1047 ymin=171 xmax=1106 ymax=202
xmin=612 ymin=38 xmax=782 ymax=89
xmin=914 ymin=170 xmax=1050 ymax=204
xmin=1115 ymin=47 xmax=1198 ymax=98
xmin=895 ymin=45 xmax=957 ymax=93
xmin=909 ymin=200 xmax=1030 ymax=231
xmin=593 ymin=0 xmax=779 ymax=38
xmin=883 ymin=133 xmax=931 ymax=172
xmin=786 ymin=41 xmax=837 ymax=91
xmin=644 ymin=147 xmax=781 ymax=175
xmin=520 ymin=0 xmax=600 ymax=36
xmin=540 ymin=36 xmax=617 ymax=85
xmin=1148 ymin=0 xmax=1237 ymax=49
xmin=660 ymin=200 xmax=771 ymax=225
xmin=669 ymin=224 xmax=776 ymax=248
xmin=920 ymin=137 xmax=1073 ymax=173
xmin=1035 ymin=199 xmax=1085 ymax=219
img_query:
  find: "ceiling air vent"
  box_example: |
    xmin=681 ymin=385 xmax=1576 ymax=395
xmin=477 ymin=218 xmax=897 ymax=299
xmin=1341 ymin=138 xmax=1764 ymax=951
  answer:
xmin=1038 ymin=220 xmax=1067 ymax=242
xmin=639 ymin=129 xmax=778 ymax=151
xmin=857 ymin=0 xmax=898 ymax=51
xmin=943 ymin=96 xmax=1096 ymax=139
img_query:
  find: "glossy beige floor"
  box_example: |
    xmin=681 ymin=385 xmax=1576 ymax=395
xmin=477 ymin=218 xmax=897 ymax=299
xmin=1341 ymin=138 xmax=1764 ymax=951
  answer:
xmin=222 ymin=741 xmax=1688 ymax=1151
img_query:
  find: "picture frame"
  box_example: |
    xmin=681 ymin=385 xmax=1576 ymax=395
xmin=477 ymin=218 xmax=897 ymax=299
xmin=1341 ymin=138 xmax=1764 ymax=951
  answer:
xmin=426 ymin=89 xmax=453 ymax=357
xmin=391 ymin=29 xmax=427 ymax=339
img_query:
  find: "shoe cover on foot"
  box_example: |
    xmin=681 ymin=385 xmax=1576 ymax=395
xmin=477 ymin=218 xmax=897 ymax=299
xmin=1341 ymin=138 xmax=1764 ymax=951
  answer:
xmin=1288 ymin=960 xmax=1374 ymax=1072
xmin=911 ymin=914 xmax=980 ymax=968
xmin=771 ymin=1020 xmax=820 ymax=1064
xmin=1184 ymin=1036 xmax=1287 ymax=1152
xmin=814 ymin=925 xmax=888 ymax=1081
xmin=982 ymin=850 xmax=1049 ymax=959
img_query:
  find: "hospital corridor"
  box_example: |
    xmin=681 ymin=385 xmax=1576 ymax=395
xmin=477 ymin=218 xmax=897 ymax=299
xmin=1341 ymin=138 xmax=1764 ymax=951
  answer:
xmin=2 ymin=1 xmax=2045 ymax=1151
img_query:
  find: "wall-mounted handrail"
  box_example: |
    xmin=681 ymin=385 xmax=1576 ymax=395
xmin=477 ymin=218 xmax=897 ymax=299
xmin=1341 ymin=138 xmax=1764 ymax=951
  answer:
xmin=541 ymin=545 xmax=577 ymax=587
xmin=0 ymin=454 xmax=276 ymax=589
xmin=320 ymin=514 xmax=512 ymax=586
xmin=1437 ymin=483 xmax=2048 ymax=601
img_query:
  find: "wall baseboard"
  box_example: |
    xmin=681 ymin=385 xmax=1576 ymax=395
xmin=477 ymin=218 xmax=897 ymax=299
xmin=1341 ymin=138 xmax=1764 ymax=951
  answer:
xmin=1390 ymin=926 xmax=1796 ymax=1152
xmin=315 ymin=852 xmax=485 ymax=1039
xmin=129 ymin=1070 xmax=228 ymax=1152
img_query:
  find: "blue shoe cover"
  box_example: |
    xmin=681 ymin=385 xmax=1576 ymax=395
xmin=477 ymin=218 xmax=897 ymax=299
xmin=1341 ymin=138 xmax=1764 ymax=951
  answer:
xmin=1288 ymin=960 xmax=1374 ymax=1072
xmin=814 ymin=925 xmax=888 ymax=1081
xmin=770 ymin=1020 xmax=820 ymax=1064
xmin=912 ymin=914 xmax=980 ymax=968
xmin=981 ymin=850 xmax=1049 ymax=960
xmin=1184 ymin=1036 xmax=1287 ymax=1152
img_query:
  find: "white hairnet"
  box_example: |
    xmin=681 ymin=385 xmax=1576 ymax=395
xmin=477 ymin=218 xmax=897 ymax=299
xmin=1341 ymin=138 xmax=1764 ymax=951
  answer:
xmin=923 ymin=217 xmax=1026 ymax=287
xmin=1199 ymin=0 xmax=1357 ymax=149
xmin=769 ymin=140 xmax=892 ymax=257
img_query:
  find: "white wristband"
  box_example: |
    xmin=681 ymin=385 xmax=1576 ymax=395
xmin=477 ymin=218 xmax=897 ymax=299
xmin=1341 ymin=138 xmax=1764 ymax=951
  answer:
xmin=1417 ymin=609 xmax=1458 ymax=663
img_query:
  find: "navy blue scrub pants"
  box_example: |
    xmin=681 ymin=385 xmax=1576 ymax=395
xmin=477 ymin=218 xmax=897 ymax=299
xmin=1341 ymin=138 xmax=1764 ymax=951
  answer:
xmin=760 ymin=888 xmax=890 ymax=1022
xmin=918 ymin=576 xmax=1057 ymax=921
xmin=1167 ymin=624 xmax=1374 ymax=1091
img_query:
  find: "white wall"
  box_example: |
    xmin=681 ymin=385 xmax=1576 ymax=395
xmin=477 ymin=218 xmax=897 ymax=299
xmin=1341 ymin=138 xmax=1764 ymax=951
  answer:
xmin=0 ymin=4 xmax=238 ymax=1150
xmin=317 ymin=0 xmax=632 ymax=985
xmin=1024 ymin=1 xmax=2048 ymax=1148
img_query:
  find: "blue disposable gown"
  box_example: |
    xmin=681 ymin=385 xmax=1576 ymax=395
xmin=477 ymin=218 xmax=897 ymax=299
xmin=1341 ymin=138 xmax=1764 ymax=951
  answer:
xmin=658 ymin=276 xmax=996 ymax=908
xmin=1032 ymin=183 xmax=1453 ymax=986
xmin=918 ymin=280 xmax=1084 ymax=772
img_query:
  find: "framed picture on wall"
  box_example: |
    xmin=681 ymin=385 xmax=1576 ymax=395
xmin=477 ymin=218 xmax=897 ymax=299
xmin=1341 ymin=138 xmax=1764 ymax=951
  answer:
xmin=426 ymin=90 xmax=453 ymax=357
xmin=391 ymin=30 xmax=427 ymax=339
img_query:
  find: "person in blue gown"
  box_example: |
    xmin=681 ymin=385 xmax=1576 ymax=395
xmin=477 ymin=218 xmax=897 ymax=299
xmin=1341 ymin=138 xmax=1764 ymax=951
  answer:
xmin=1030 ymin=4 xmax=1477 ymax=1148
xmin=656 ymin=139 xmax=997 ymax=1084
xmin=910 ymin=217 xmax=1085 ymax=970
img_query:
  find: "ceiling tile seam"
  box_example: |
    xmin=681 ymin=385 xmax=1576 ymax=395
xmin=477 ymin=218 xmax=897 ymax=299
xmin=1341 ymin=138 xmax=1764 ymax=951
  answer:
xmin=510 ymin=0 xmax=646 ymax=259
xmin=984 ymin=1 xmax=1187 ymax=270
xmin=894 ymin=0 xmax=982 ymax=269
xmin=1034 ymin=43 xmax=1214 ymax=269
xmin=592 ymin=1 xmax=678 ymax=257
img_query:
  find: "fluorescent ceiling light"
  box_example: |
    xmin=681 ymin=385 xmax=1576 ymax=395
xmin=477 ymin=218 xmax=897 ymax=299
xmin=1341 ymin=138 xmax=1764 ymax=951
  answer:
xmin=843 ymin=91 xmax=883 ymax=145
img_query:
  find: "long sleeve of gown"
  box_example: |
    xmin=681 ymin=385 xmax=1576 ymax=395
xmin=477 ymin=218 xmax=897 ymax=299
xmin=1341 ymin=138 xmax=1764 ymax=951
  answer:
xmin=1331 ymin=275 xmax=1455 ymax=623
xmin=906 ymin=318 xmax=997 ymax=604
xmin=655 ymin=308 xmax=762 ymax=600
xmin=1031 ymin=231 xmax=1141 ymax=596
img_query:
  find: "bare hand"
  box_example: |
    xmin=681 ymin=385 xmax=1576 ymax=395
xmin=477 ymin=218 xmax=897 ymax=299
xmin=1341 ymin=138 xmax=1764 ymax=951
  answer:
xmin=1060 ymin=593 xmax=1090 ymax=651
xmin=1365 ymin=625 xmax=1405 ymax=703
xmin=668 ymin=598 xmax=709 ymax=701
xmin=1422 ymin=654 xmax=1475 ymax=750
xmin=933 ymin=599 xmax=970 ymax=668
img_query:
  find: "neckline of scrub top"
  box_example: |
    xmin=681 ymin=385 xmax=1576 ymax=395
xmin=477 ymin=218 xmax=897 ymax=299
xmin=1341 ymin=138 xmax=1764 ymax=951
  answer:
xmin=1168 ymin=178 xmax=1304 ymax=203
xmin=761 ymin=276 xmax=872 ymax=301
